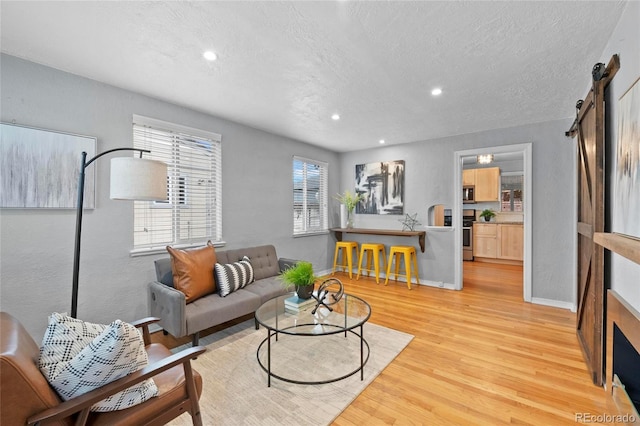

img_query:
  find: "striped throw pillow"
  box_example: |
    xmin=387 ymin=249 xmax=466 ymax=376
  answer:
xmin=215 ymin=256 xmax=255 ymax=297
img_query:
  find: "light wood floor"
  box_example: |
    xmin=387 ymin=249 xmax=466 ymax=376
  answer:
xmin=333 ymin=262 xmax=618 ymax=425
xmin=154 ymin=262 xmax=619 ymax=425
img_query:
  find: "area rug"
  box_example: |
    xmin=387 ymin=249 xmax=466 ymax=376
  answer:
xmin=167 ymin=320 xmax=413 ymax=425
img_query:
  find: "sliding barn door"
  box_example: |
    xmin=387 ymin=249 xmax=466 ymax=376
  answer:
xmin=567 ymin=56 xmax=618 ymax=386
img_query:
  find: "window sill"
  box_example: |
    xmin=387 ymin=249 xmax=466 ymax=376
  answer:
xmin=130 ymin=240 xmax=227 ymax=257
xmin=293 ymin=230 xmax=330 ymax=238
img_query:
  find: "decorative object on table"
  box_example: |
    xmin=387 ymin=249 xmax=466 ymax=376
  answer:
xmin=479 ymin=209 xmax=496 ymax=222
xmin=355 ymin=160 xmax=404 ymax=215
xmin=71 ymin=148 xmax=167 ymax=318
xmin=339 ymin=203 xmax=348 ymax=228
xmin=614 ymin=75 xmax=640 ymax=239
xmin=283 ymin=295 xmax=317 ymax=314
xmin=311 ymin=278 xmax=344 ymax=314
xmin=335 ymin=190 xmax=363 ymax=229
xmin=0 ymin=123 xmax=97 ymax=208
xmin=399 ymin=212 xmax=421 ymax=231
xmin=279 ymin=260 xmax=317 ymax=299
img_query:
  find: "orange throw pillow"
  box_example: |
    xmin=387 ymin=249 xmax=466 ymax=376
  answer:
xmin=166 ymin=243 xmax=217 ymax=303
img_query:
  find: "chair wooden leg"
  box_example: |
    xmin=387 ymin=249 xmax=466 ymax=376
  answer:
xmin=183 ymin=362 xmax=203 ymax=426
xmin=394 ymin=253 xmax=401 ymax=281
xmin=373 ymin=250 xmax=380 ymax=283
xmin=405 ymin=252 xmax=412 ymax=290
xmin=332 ymin=246 xmax=340 ymax=275
xmin=412 ymin=251 xmax=420 ymax=285
xmin=384 ymin=252 xmax=392 ymax=286
xmin=356 ymin=247 xmax=364 ymax=280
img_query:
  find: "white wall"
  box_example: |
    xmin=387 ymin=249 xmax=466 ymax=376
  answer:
xmin=0 ymin=54 xmax=339 ymax=340
xmin=339 ymin=119 xmax=576 ymax=302
xmin=601 ymin=1 xmax=640 ymax=311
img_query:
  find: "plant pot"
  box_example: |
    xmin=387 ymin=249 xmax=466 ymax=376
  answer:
xmin=295 ymin=284 xmax=315 ymax=300
xmin=484 ymin=217 xmax=491 ymax=222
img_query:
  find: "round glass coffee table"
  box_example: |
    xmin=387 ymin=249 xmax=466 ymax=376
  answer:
xmin=254 ymin=292 xmax=371 ymax=386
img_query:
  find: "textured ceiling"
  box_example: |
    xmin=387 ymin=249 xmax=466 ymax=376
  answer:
xmin=0 ymin=1 xmax=626 ymax=152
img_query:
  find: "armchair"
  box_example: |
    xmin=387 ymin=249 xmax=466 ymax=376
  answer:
xmin=0 ymin=312 xmax=205 ymax=426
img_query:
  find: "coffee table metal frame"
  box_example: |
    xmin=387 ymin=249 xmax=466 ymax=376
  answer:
xmin=254 ymin=292 xmax=371 ymax=387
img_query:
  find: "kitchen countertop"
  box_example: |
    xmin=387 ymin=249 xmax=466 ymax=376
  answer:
xmin=475 ymin=221 xmax=524 ymax=225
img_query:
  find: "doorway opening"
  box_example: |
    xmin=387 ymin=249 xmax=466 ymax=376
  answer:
xmin=453 ymin=143 xmax=532 ymax=302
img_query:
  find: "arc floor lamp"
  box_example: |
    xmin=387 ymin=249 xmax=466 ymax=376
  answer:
xmin=71 ymin=148 xmax=167 ymax=318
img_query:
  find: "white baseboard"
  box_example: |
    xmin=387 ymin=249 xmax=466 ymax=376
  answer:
xmin=531 ymin=297 xmax=576 ymax=312
xmin=322 ymin=269 xmax=456 ymax=290
xmin=418 ymin=279 xmax=457 ymax=290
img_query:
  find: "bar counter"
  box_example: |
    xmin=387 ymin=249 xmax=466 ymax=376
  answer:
xmin=329 ymin=227 xmax=426 ymax=253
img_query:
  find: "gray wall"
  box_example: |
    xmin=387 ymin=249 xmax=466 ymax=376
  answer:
xmin=0 ymin=54 xmax=339 ymax=340
xmin=339 ymin=119 xmax=576 ymax=302
xmin=602 ymin=1 xmax=640 ymax=310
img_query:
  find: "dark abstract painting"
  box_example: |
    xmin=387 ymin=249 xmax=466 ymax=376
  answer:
xmin=355 ymin=160 xmax=404 ymax=215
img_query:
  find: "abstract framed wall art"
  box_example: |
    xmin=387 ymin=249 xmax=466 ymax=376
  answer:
xmin=0 ymin=123 xmax=96 ymax=208
xmin=614 ymin=76 xmax=640 ymax=239
xmin=355 ymin=160 xmax=404 ymax=215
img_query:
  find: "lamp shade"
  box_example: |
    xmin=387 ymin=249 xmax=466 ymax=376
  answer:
xmin=110 ymin=157 xmax=167 ymax=201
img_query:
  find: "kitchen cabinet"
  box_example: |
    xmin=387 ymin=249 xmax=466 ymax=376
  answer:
xmin=473 ymin=223 xmax=497 ymax=258
xmin=498 ymin=224 xmax=524 ymax=261
xmin=462 ymin=167 xmax=500 ymax=202
xmin=475 ymin=167 xmax=500 ymax=202
xmin=463 ymin=169 xmax=476 ymax=186
xmin=473 ymin=223 xmax=523 ymax=262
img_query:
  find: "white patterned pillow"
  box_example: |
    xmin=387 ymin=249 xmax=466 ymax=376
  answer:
xmin=39 ymin=316 xmax=158 ymax=412
xmin=215 ymin=256 xmax=254 ymax=297
xmin=38 ymin=312 xmax=107 ymax=380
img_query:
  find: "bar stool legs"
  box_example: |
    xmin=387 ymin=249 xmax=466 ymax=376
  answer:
xmin=384 ymin=245 xmax=419 ymax=289
xmin=356 ymin=243 xmax=387 ymax=284
xmin=332 ymin=241 xmax=359 ymax=279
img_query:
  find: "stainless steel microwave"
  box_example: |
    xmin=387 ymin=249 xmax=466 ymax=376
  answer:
xmin=463 ymin=186 xmax=475 ymax=203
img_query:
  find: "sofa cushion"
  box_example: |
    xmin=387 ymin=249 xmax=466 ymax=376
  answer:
xmin=167 ymin=243 xmax=217 ymax=303
xmin=39 ymin=316 xmax=159 ymax=412
xmin=221 ymin=245 xmax=280 ymax=280
xmin=215 ymin=256 xmax=254 ymax=297
xmin=243 ymin=276 xmax=289 ymax=304
xmin=185 ymin=290 xmax=262 ymax=335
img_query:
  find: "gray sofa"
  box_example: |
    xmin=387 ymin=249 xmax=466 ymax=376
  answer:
xmin=149 ymin=244 xmax=294 ymax=345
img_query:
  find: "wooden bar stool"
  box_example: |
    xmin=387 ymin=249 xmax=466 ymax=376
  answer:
xmin=356 ymin=243 xmax=387 ymax=284
xmin=385 ymin=245 xmax=419 ymax=289
xmin=332 ymin=241 xmax=359 ymax=279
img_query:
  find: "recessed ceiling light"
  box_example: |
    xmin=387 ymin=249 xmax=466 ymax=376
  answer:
xmin=331 ymin=114 xmax=340 ymax=120
xmin=431 ymin=88 xmax=443 ymax=96
xmin=379 ymin=139 xmax=385 ymax=144
xmin=203 ymin=51 xmax=217 ymax=61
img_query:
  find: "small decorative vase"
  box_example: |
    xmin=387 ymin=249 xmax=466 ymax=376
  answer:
xmin=296 ymin=284 xmax=314 ymax=300
xmin=339 ymin=204 xmax=347 ymax=228
xmin=346 ymin=209 xmax=354 ymax=228
xmin=484 ymin=216 xmax=491 ymax=222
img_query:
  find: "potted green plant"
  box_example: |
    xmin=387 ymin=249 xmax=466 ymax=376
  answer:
xmin=335 ymin=190 xmax=363 ymax=228
xmin=479 ymin=209 xmax=496 ymax=222
xmin=279 ymin=261 xmax=317 ymax=299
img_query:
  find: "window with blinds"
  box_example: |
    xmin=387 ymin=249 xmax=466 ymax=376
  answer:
xmin=293 ymin=156 xmax=328 ymax=235
xmin=501 ymin=174 xmax=524 ymax=212
xmin=132 ymin=116 xmax=222 ymax=253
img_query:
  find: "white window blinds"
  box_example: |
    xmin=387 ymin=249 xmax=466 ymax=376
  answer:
xmin=132 ymin=116 xmax=222 ymax=252
xmin=293 ymin=156 xmax=328 ymax=235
